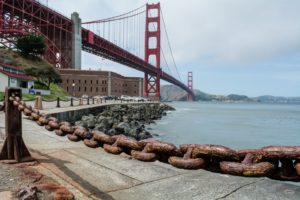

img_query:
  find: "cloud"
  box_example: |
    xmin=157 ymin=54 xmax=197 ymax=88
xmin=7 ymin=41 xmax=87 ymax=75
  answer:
xmin=48 ymin=0 xmax=300 ymax=66
xmin=45 ymin=0 xmax=300 ymax=96
xmin=157 ymin=0 xmax=300 ymax=65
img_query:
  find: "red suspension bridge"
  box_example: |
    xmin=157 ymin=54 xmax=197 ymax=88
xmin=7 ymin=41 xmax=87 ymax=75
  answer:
xmin=0 ymin=0 xmax=194 ymax=100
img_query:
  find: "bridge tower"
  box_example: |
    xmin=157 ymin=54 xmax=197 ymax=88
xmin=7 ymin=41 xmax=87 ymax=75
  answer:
xmin=187 ymin=72 xmax=193 ymax=101
xmin=144 ymin=3 xmax=161 ymax=99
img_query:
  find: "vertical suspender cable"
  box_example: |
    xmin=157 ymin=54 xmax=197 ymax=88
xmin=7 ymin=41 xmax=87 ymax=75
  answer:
xmin=161 ymin=8 xmax=182 ymax=81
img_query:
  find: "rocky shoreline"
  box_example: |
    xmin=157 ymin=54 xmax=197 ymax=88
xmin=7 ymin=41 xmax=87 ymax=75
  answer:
xmin=74 ymin=103 xmax=175 ymax=140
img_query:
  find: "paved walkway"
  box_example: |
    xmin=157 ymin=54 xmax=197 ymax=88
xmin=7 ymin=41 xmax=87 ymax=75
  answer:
xmin=0 ymin=105 xmax=299 ymax=200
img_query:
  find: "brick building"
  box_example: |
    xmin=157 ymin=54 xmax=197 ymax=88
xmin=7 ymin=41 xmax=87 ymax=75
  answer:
xmin=58 ymin=69 xmax=143 ymax=97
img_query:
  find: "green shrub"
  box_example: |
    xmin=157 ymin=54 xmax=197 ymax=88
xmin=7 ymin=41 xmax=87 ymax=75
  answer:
xmin=16 ymin=34 xmax=46 ymax=56
xmin=34 ymin=81 xmax=48 ymax=90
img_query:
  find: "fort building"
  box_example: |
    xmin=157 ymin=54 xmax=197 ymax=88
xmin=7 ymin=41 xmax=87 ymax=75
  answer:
xmin=58 ymin=69 xmax=143 ymax=98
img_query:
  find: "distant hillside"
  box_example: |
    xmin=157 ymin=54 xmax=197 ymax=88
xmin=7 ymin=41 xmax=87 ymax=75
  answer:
xmin=254 ymin=95 xmax=300 ymax=104
xmin=160 ymin=85 xmax=300 ymax=104
xmin=161 ymin=85 xmax=253 ymax=102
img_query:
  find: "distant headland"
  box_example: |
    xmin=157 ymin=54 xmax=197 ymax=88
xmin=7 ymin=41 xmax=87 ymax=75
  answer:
xmin=161 ymin=85 xmax=300 ymax=104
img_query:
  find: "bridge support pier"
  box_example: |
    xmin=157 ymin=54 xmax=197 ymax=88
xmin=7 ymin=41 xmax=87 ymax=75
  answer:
xmin=71 ymin=12 xmax=82 ymax=70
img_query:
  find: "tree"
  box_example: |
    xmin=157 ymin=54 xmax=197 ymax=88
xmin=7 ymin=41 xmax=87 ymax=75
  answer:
xmin=24 ymin=66 xmax=61 ymax=89
xmin=16 ymin=34 xmax=46 ymax=56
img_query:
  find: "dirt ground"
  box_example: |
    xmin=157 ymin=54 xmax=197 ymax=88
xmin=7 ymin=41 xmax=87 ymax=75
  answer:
xmin=0 ymin=161 xmax=75 ymax=200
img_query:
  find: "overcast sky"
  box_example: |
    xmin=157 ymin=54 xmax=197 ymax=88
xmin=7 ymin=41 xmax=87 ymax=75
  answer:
xmin=47 ymin=0 xmax=300 ymax=97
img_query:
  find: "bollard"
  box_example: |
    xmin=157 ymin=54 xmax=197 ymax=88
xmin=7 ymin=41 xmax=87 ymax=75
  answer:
xmin=87 ymin=97 xmax=90 ymax=105
xmin=56 ymin=97 xmax=60 ymax=108
xmin=92 ymin=98 xmax=95 ymax=104
xmin=0 ymin=87 xmax=33 ymax=162
xmin=34 ymin=96 xmax=43 ymax=110
xmin=79 ymin=98 xmax=83 ymax=106
xmin=70 ymin=97 xmax=73 ymax=106
xmin=100 ymin=98 xmax=102 ymax=104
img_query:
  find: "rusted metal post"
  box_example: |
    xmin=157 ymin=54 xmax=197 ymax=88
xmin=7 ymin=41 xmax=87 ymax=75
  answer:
xmin=0 ymin=88 xmax=32 ymax=162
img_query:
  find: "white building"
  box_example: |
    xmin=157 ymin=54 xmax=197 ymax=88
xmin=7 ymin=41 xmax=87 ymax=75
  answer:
xmin=0 ymin=63 xmax=34 ymax=92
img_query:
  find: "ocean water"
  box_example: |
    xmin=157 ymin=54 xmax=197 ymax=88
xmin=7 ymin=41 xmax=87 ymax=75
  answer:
xmin=148 ymin=102 xmax=300 ymax=150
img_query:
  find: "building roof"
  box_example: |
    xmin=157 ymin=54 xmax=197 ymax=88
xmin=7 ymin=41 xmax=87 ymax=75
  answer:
xmin=0 ymin=63 xmax=22 ymax=71
xmin=0 ymin=68 xmax=34 ymax=80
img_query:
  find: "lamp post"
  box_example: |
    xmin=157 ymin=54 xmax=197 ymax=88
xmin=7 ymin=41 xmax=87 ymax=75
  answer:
xmin=72 ymin=83 xmax=75 ymax=97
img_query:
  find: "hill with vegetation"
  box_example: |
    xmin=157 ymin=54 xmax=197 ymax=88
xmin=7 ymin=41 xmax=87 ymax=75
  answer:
xmin=0 ymin=48 xmax=51 ymax=69
xmin=0 ymin=48 xmax=68 ymax=100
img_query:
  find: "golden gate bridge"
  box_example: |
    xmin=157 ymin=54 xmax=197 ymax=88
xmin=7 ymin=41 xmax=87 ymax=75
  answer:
xmin=0 ymin=0 xmax=194 ymax=100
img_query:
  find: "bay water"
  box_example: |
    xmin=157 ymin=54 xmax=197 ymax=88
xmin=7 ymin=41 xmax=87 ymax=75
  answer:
xmin=148 ymin=102 xmax=300 ymax=150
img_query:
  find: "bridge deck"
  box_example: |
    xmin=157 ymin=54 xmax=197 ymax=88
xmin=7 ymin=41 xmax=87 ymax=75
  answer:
xmin=0 ymin=105 xmax=299 ymax=200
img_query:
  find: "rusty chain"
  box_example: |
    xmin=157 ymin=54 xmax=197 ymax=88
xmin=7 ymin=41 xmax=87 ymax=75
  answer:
xmin=7 ymin=95 xmax=300 ymax=182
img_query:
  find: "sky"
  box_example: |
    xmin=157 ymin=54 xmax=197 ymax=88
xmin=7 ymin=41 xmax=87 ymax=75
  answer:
xmin=45 ymin=0 xmax=300 ymax=97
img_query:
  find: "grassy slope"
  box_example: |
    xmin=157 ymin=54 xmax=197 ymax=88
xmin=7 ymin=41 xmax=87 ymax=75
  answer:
xmin=0 ymin=48 xmax=68 ymax=101
xmin=0 ymin=48 xmax=52 ymax=69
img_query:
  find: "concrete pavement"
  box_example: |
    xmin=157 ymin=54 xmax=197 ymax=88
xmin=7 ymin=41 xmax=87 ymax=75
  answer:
xmin=0 ymin=105 xmax=299 ymax=200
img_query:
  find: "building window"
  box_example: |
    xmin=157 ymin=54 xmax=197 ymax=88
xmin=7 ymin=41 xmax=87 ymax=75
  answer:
xmin=67 ymin=79 xmax=69 ymax=83
xmin=79 ymin=80 xmax=81 ymax=84
xmin=85 ymin=87 xmax=86 ymax=92
xmin=91 ymin=80 xmax=93 ymax=84
xmin=134 ymin=84 xmax=137 ymax=87
xmin=85 ymin=80 xmax=87 ymax=84
xmin=79 ymin=87 xmax=81 ymax=92
xmin=97 ymin=80 xmax=98 ymax=84
xmin=90 ymin=87 xmax=92 ymax=92
xmin=73 ymin=80 xmax=75 ymax=83
xmin=134 ymin=91 xmax=136 ymax=93
xmin=67 ymin=86 xmax=69 ymax=92
xmin=96 ymin=87 xmax=98 ymax=92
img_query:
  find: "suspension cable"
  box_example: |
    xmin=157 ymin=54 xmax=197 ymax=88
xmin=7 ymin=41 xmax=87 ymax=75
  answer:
xmin=160 ymin=8 xmax=182 ymax=81
xmin=82 ymin=4 xmax=146 ymax=24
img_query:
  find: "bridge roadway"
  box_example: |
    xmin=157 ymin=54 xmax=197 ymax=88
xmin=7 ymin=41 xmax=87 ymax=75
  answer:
xmin=0 ymin=103 xmax=299 ymax=200
xmin=81 ymin=29 xmax=194 ymax=98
